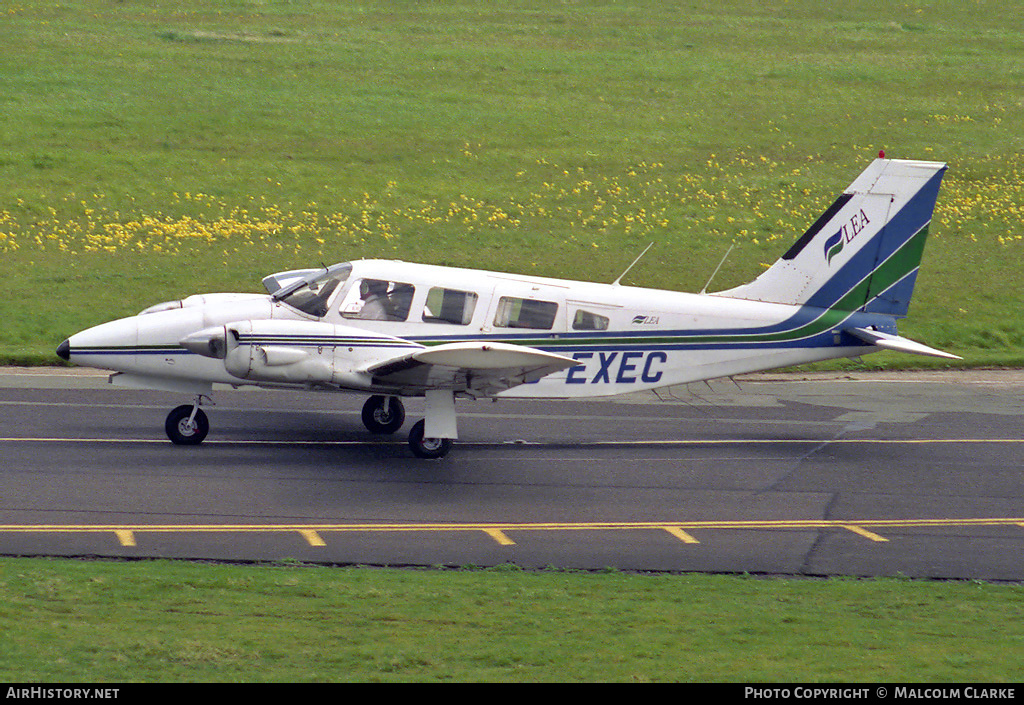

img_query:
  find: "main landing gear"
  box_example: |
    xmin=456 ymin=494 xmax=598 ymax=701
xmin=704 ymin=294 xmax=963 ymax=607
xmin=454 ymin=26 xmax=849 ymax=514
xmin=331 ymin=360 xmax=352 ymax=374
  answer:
xmin=407 ymin=419 xmax=453 ymax=460
xmin=162 ymin=393 xmax=455 ymax=459
xmin=361 ymin=395 xmax=406 ymax=435
xmin=360 ymin=394 xmax=455 ymax=459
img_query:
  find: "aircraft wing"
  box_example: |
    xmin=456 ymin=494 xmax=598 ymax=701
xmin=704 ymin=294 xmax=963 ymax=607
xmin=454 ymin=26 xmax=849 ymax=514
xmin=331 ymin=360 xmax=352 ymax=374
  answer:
xmin=364 ymin=341 xmax=579 ymax=397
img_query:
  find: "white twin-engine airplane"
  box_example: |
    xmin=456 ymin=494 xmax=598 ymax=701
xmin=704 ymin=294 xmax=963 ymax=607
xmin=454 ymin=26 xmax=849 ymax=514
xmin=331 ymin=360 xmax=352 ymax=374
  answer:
xmin=57 ymin=158 xmax=958 ymax=458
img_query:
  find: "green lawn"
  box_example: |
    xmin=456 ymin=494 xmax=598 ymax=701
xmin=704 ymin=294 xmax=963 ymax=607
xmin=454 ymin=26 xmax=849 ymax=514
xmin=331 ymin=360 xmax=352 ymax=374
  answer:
xmin=1 ymin=0 xmax=1023 ymax=364
xmin=2 ymin=557 xmax=1022 ymax=682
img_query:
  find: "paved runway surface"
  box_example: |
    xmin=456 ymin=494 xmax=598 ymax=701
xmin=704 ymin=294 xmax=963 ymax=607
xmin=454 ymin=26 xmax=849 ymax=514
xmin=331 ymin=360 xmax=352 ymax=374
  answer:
xmin=1 ymin=368 xmax=1022 ymax=579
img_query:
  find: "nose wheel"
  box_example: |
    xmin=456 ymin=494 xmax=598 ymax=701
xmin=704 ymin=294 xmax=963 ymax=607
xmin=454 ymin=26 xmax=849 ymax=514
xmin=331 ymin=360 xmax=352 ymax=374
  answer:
xmin=165 ymin=404 xmax=210 ymax=445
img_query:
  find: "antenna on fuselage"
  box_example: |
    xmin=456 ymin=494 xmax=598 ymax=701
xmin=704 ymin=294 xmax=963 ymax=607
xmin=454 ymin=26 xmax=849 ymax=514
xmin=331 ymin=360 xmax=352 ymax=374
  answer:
xmin=700 ymin=244 xmax=735 ymax=295
xmin=611 ymin=242 xmax=654 ymax=286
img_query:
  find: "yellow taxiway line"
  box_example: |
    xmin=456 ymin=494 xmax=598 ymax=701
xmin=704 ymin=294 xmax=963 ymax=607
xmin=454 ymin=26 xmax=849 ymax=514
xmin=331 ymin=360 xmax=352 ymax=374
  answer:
xmin=1 ymin=518 xmax=1021 ymax=547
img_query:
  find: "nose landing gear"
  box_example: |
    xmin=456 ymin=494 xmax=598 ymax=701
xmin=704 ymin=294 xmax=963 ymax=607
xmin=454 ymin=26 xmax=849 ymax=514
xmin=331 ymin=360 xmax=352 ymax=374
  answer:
xmin=165 ymin=395 xmax=211 ymax=445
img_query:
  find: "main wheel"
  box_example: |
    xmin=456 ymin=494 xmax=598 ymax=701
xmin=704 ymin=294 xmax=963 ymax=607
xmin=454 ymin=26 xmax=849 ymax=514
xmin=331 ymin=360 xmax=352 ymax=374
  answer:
xmin=408 ymin=419 xmax=453 ymax=459
xmin=165 ymin=405 xmax=209 ymax=445
xmin=361 ymin=395 xmax=405 ymax=434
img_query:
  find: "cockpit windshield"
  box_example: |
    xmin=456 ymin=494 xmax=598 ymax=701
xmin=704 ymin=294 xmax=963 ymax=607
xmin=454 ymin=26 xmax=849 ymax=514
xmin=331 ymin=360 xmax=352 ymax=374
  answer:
xmin=274 ymin=263 xmax=352 ymax=318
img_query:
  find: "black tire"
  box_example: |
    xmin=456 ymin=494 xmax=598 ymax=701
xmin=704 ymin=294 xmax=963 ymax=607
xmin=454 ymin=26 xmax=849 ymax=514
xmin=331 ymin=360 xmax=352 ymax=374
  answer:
xmin=361 ymin=395 xmax=405 ymax=434
xmin=408 ymin=419 xmax=453 ymax=459
xmin=165 ymin=405 xmax=209 ymax=445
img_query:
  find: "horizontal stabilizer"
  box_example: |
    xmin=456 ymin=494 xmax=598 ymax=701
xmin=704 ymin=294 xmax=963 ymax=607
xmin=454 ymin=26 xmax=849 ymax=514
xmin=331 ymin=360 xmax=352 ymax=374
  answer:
xmin=848 ymin=327 xmax=961 ymax=360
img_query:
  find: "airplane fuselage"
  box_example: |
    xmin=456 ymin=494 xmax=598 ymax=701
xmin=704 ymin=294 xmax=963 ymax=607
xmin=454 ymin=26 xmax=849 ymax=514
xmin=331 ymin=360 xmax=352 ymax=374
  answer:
xmin=63 ymin=258 xmax=891 ymax=399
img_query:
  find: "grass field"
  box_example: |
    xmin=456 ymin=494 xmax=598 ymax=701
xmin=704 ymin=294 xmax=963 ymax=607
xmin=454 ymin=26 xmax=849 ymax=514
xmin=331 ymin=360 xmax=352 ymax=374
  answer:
xmin=1 ymin=0 xmax=1023 ymax=364
xmin=2 ymin=557 xmax=1022 ymax=682
xmin=3 ymin=0 xmax=1024 ymax=683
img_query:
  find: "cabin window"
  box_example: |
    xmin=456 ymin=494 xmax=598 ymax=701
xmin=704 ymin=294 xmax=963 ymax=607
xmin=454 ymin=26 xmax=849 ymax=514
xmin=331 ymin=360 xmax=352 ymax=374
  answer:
xmin=340 ymin=279 xmax=416 ymax=321
xmin=572 ymin=309 xmax=610 ymax=331
xmin=493 ymin=297 xmax=558 ymax=330
xmin=422 ymin=287 xmax=478 ymax=325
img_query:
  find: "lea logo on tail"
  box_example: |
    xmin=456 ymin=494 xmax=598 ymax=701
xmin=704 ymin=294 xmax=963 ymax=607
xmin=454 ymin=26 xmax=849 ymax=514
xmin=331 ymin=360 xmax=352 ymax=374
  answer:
xmin=823 ymin=208 xmax=871 ymax=265
xmin=56 ymin=157 xmax=957 ymax=459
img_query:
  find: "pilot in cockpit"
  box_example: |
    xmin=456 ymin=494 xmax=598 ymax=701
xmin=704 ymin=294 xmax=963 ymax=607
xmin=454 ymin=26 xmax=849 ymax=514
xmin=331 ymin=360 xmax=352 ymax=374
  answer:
xmin=358 ymin=279 xmax=390 ymax=320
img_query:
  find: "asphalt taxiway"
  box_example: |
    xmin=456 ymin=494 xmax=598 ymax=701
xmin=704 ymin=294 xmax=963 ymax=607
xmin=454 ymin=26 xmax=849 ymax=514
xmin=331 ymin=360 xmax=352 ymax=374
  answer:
xmin=1 ymin=367 xmax=1022 ymax=579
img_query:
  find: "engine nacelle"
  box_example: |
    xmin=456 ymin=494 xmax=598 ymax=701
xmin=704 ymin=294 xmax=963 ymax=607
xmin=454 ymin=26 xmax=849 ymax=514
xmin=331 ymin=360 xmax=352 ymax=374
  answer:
xmin=181 ymin=319 xmax=416 ymax=388
xmin=229 ymin=320 xmax=335 ymax=384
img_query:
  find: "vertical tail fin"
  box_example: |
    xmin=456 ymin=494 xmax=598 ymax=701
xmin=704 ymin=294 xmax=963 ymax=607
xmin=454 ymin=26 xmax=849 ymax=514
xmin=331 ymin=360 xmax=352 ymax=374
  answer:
xmin=715 ymin=158 xmax=947 ymax=318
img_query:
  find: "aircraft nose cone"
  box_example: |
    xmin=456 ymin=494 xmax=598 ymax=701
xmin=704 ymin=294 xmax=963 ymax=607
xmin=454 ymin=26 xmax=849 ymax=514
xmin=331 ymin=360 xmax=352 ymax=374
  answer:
xmin=56 ymin=339 xmax=71 ymax=361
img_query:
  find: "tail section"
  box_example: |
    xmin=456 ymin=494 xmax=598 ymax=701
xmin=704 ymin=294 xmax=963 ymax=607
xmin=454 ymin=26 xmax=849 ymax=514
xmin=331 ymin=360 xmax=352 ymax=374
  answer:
xmin=716 ymin=158 xmax=947 ymax=318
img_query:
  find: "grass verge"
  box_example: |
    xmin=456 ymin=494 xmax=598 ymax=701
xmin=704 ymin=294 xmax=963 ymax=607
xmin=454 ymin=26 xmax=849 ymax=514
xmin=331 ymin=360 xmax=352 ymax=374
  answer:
xmin=1 ymin=557 xmax=1023 ymax=682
